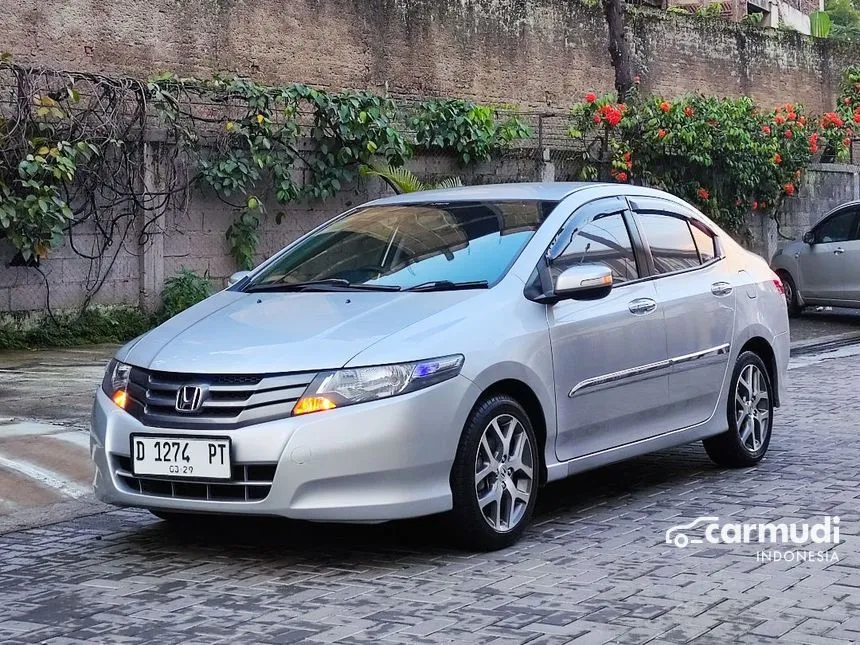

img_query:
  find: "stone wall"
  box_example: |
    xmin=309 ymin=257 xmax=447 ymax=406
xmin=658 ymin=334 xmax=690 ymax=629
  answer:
xmin=4 ymin=0 xmax=857 ymax=113
xmin=0 ymin=152 xmax=541 ymax=313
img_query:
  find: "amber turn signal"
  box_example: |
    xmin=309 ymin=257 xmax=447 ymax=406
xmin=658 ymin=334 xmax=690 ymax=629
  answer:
xmin=292 ymin=396 xmax=337 ymax=416
xmin=111 ymin=390 xmax=128 ymax=409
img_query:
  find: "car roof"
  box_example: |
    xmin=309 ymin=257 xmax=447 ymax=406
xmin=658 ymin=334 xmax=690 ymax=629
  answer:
xmin=367 ymin=182 xmax=597 ymax=205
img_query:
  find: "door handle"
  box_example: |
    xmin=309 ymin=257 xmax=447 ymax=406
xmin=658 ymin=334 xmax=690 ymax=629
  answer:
xmin=628 ymin=298 xmax=657 ymax=315
xmin=711 ymin=282 xmax=733 ymax=297
xmin=834 ymin=247 xmax=845 ymax=255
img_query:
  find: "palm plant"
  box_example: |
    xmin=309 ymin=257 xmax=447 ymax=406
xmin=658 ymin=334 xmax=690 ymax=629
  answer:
xmin=360 ymin=163 xmax=463 ymax=194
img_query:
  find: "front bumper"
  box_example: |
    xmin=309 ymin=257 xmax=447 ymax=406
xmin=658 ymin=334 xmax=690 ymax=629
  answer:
xmin=91 ymin=375 xmax=481 ymax=522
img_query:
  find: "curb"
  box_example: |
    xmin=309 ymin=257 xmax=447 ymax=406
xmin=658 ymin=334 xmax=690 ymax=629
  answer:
xmin=790 ymin=332 xmax=860 ymax=357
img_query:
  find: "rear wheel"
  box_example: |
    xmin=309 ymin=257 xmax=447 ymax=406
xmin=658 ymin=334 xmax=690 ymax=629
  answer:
xmin=703 ymin=351 xmax=774 ymax=467
xmin=450 ymin=394 xmax=538 ymax=550
xmin=778 ymin=271 xmax=803 ymax=317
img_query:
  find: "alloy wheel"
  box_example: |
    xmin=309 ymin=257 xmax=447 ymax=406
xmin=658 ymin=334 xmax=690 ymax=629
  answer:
xmin=783 ymin=279 xmax=793 ymax=310
xmin=474 ymin=414 xmax=534 ymax=532
xmin=734 ymin=363 xmax=770 ymax=452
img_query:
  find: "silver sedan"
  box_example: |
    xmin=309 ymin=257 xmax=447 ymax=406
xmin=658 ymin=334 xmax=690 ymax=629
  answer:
xmin=91 ymin=183 xmax=789 ymax=550
xmin=772 ymin=201 xmax=860 ymax=316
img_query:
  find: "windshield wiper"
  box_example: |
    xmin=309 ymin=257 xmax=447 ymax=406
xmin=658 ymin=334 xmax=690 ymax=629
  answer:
xmin=405 ymin=280 xmax=489 ymax=292
xmin=246 ymin=279 xmax=401 ymax=293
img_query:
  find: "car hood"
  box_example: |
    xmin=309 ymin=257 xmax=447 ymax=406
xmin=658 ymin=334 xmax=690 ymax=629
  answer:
xmin=120 ymin=289 xmax=480 ymax=374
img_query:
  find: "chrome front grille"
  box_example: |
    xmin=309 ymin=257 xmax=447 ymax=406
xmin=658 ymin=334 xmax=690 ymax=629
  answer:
xmin=125 ymin=367 xmax=316 ymax=429
xmin=113 ymin=455 xmax=275 ymax=502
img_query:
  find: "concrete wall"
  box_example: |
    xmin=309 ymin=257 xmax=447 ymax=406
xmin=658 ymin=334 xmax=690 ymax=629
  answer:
xmin=4 ymin=0 xmax=857 ymax=113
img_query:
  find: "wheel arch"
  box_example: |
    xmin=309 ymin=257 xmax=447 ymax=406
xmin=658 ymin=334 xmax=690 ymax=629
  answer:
xmin=738 ymin=336 xmax=780 ymax=407
xmin=774 ymin=267 xmax=805 ymax=307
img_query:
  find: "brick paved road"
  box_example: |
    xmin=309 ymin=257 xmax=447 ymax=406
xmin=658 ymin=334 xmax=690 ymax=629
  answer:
xmin=0 ymin=355 xmax=858 ymax=644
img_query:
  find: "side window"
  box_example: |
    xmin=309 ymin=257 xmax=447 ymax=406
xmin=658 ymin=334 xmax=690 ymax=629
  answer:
xmin=637 ymin=212 xmax=700 ymax=274
xmin=552 ymin=211 xmax=639 ymax=284
xmin=689 ymin=221 xmax=717 ymax=263
xmin=813 ymin=210 xmax=858 ymax=244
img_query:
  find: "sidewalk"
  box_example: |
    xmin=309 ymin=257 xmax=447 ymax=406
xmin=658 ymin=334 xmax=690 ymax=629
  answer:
xmin=789 ymin=307 xmax=860 ymax=355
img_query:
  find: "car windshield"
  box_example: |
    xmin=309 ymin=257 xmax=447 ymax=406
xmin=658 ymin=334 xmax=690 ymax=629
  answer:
xmin=245 ymin=200 xmax=557 ymax=291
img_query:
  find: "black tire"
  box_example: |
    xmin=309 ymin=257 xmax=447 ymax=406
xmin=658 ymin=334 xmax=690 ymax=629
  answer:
xmin=449 ymin=394 xmax=539 ymax=550
xmin=703 ymin=351 xmax=774 ymax=467
xmin=778 ymin=271 xmax=803 ymax=318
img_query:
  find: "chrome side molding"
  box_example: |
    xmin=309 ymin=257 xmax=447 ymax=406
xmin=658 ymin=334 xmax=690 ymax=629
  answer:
xmin=568 ymin=343 xmax=730 ymax=397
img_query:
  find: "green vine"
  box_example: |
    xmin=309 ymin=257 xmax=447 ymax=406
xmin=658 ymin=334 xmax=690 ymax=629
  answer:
xmin=411 ymin=99 xmax=531 ymax=165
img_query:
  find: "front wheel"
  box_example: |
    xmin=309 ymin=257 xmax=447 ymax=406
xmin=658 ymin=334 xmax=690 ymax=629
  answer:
xmin=703 ymin=351 xmax=774 ymax=467
xmin=449 ymin=395 xmax=539 ymax=550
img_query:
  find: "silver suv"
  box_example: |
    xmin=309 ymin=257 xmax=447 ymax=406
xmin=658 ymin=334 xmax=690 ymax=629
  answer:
xmin=91 ymin=183 xmax=789 ymax=550
xmin=772 ymin=201 xmax=860 ymax=316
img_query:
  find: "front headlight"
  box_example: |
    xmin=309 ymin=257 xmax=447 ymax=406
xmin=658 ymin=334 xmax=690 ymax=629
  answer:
xmin=101 ymin=359 xmax=132 ymax=409
xmin=293 ymin=354 xmax=464 ymax=415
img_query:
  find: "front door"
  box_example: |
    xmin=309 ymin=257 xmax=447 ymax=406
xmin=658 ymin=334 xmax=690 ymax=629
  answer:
xmin=798 ymin=208 xmax=859 ymax=302
xmin=548 ymin=198 xmax=670 ymax=462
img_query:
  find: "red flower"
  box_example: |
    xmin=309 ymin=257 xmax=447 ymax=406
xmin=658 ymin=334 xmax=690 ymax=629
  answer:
xmin=762 ymin=125 xmax=771 ymax=135
xmin=684 ymin=106 xmax=695 ymax=117
xmin=752 ymin=200 xmax=759 ymax=211
xmin=660 ymin=101 xmax=671 ymax=113
xmin=784 ymin=183 xmax=795 ymax=196
xmin=854 ymin=113 xmax=860 ymax=124
xmin=773 ymin=153 xmax=782 ymax=165
xmin=616 ymin=171 xmax=628 ymax=182
xmin=844 ymin=97 xmax=852 ymax=105
xmin=784 ymin=129 xmax=793 ymax=138
xmin=821 ymin=112 xmax=845 ymax=128
xmin=585 ymin=92 xmax=598 ymax=103
xmin=787 ymin=112 xmax=797 ymax=121
xmin=697 ymin=187 xmax=710 ymax=200
xmin=798 ymin=115 xmax=807 ymax=126
xmin=602 ymin=105 xmax=623 ymax=127
xmin=593 ymin=114 xmax=602 ymax=125
xmin=657 ymin=129 xmax=667 ymax=139
xmin=775 ymin=115 xmax=786 ymax=125
xmin=844 ymin=137 xmax=852 ymax=147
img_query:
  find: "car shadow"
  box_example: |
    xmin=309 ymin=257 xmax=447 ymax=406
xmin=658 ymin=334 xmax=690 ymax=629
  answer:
xmin=96 ymin=442 xmax=723 ymax=561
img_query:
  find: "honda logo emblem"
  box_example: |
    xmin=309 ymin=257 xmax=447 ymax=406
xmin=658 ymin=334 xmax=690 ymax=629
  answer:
xmin=175 ymin=385 xmax=205 ymax=413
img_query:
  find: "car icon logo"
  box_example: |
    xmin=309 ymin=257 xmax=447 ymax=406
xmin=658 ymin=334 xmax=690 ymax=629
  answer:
xmin=666 ymin=516 xmax=719 ymax=548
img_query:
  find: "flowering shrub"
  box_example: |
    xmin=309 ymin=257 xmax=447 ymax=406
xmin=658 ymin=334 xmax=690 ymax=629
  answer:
xmin=567 ymin=86 xmax=856 ymax=234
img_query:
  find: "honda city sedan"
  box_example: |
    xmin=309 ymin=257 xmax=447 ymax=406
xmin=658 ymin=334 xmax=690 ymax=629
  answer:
xmin=91 ymin=183 xmax=789 ymax=549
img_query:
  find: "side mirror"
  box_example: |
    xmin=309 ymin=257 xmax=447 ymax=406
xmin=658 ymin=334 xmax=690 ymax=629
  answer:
xmin=802 ymin=231 xmax=815 ymax=245
xmin=553 ymin=264 xmax=613 ymax=301
xmin=227 ymin=270 xmax=252 ymax=287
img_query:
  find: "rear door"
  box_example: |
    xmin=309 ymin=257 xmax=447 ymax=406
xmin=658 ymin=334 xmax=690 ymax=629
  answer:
xmin=629 ymin=198 xmax=735 ymax=430
xmin=798 ymin=207 xmax=860 ymax=302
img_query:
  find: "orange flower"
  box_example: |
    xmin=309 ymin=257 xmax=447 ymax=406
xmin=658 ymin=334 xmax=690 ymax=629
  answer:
xmin=773 ymin=153 xmax=782 ymax=164
xmin=684 ymin=106 xmax=694 ymax=117
xmin=784 ymin=129 xmax=793 ymax=138
xmin=854 ymin=113 xmax=860 ymax=124
xmin=798 ymin=115 xmax=807 ymax=126
xmin=697 ymin=187 xmax=709 ymax=200
xmin=787 ymin=112 xmax=797 ymax=121
xmin=657 ymin=129 xmax=667 ymax=139
xmin=762 ymin=125 xmax=771 ymax=135
xmin=616 ymin=171 xmax=628 ymax=182
xmin=844 ymin=137 xmax=852 ymax=147
xmin=585 ymin=92 xmax=597 ymax=103
xmin=775 ymin=115 xmax=786 ymax=125
xmin=784 ymin=183 xmax=795 ymax=196
xmin=660 ymin=101 xmax=671 ymax=113
xmin=593 ymin=114 xmax=602 ymax=125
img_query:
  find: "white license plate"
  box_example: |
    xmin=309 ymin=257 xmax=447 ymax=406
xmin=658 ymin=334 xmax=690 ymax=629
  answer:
xmin=130 ymin=435 xmax=231 ymax=480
